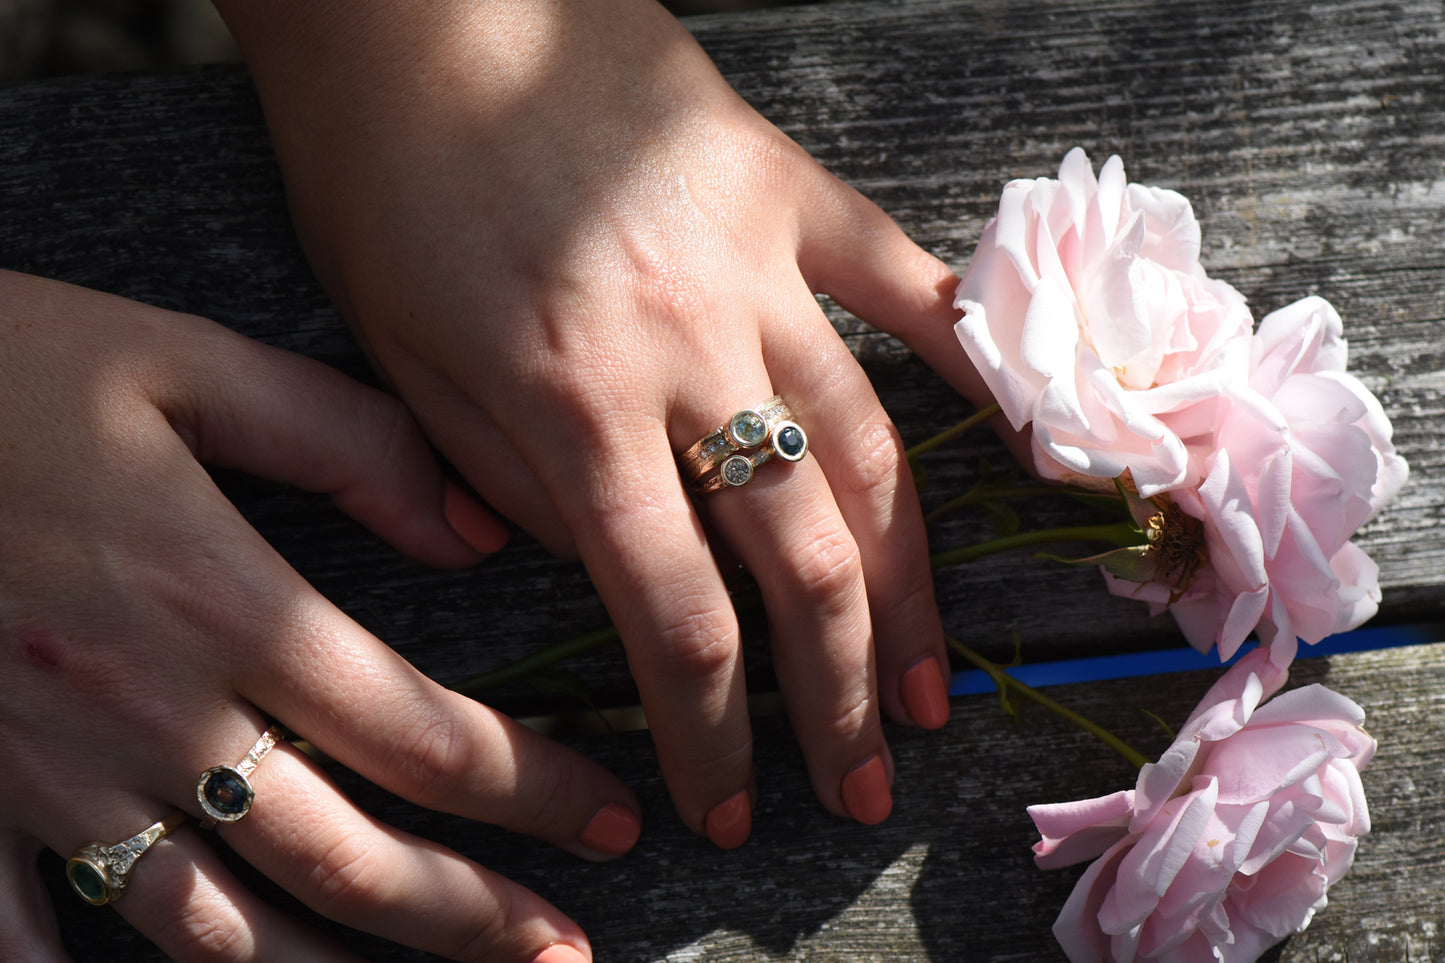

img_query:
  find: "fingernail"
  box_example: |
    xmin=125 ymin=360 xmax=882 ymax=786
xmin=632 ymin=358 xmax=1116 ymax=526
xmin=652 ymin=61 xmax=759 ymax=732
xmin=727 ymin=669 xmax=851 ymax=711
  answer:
xmin=579 ymin=803 xmax=641 ymax=856
xmin=443 ymin=482 xmax=509 ymax=554
xmin=531 ymin=945 xmax=588 ymax=963
xmin=841 ymin=754 xmax=892 ymax=825
xmin=704 ymin=789 xmax=752 ymax=850
xmin=901 ymin=656 xmax=950 ymax=730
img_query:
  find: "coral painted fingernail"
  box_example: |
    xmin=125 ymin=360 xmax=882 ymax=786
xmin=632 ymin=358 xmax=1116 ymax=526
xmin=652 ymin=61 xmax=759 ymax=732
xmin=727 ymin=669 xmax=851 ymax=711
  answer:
xmin=443 ymin=482 xmax=509 ymax=554
xmin=579 ymin=803 xmax=641 ymax=856
xmin=704 ymin=789 xmax=752 ymax=850
xmin=842 ymin=755 xmax=893 ymax=825
xmin=901 ymin=656 xmax=950 ymax=730
xmin=531 ymin=945 xmax=588 ymax=963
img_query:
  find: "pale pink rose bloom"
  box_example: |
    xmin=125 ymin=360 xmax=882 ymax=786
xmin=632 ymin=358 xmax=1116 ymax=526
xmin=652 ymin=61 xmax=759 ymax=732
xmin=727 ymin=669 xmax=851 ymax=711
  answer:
xmin=953 ymin=147 xmax=1253 ymax=496
xmin=1104 ymin=296 xmax=1408 ymax=666
xmin=1029 ymin=650 xmax=1374 ymax=962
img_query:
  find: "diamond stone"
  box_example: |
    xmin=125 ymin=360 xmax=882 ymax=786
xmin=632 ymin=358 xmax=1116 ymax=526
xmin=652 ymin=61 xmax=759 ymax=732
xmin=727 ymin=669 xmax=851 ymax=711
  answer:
xmin=774 ymin=423 xmax=807 ymax=461
xmin=720 ymin=454 xmax=754 ymax=487
xmin=728 ymin=410 xmax=768 ymax=448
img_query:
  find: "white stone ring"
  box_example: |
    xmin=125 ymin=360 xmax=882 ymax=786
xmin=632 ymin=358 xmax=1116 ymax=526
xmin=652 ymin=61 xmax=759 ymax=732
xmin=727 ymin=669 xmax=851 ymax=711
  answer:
xmin=196 ymin=725 xmax=283 ymax=829
xmin=66 ymin=810 xmax=187 ymax=906
xmin=679 ymin=396 xmax=809 ymax=493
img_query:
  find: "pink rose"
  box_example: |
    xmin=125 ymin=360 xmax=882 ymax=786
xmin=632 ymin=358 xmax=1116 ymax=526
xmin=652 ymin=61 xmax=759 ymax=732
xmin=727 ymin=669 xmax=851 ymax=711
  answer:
xmin=953 ymin=148 xmax=1253 ymax=496
xmin=1104 ymin=296 xmax=1408 ymax=665
xmin=1029 ymin=650 xmax=1374 ymax=962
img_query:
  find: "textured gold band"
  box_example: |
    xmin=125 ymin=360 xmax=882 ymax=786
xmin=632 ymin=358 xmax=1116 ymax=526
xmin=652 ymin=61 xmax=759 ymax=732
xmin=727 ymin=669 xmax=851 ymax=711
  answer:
xmin=66 ymin=810 xmax=187 ymax=906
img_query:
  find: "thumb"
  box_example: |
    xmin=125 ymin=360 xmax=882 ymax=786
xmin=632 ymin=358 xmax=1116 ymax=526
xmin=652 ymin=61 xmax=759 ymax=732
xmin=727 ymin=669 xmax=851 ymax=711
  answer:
xmin=158 ymin=317 xmax=508 ymax=567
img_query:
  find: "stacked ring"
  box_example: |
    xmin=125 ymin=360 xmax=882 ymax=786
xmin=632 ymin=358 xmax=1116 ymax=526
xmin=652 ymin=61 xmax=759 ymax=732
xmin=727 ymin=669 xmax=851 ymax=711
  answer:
xmin=680 ymin=396 xmax=809 ymax=493
xmin=197 ymin=725 xmax=283 ymax=829
xmin=66 ymin=810 xmax=187 ymax=906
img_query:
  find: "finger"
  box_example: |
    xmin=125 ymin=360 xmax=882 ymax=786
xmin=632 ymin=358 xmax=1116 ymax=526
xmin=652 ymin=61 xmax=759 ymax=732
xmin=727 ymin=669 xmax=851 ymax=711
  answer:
xmin=153 ymin=312 xmax=510 ymax=566
xmin=114 ymin=829 xmax=362 ymax=962
xmin=763 ymin=293 xmax=950 ymax=731
xmin=795 ymin=169 xmax=1003 ymax=415
xmin=382 ymin=361 xmax=582 ymax=558
xmin=552 ymin=420 xmax=756 ymax=848
xmin=217 ymin=744 xmax=593 ymax=962
xmin=224 ymin=591 xmax=642 ymax=863
xmin=0 ymin=832 xmax=66 ymax=963
xmin=36 ymin=800 xmax=360 ymax=962
xmin=690 ymin=385 xmax=894 ymax=824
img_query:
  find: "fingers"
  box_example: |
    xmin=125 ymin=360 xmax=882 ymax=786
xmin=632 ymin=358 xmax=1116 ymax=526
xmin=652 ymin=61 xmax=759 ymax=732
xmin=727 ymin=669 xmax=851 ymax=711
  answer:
xmin=794 ymin=167 xmax=1002 ymax=415
xmin=112 ymin=827 xmax=363 ymax=962
xmin=154 ymin=313 xmax=509 ymax=567
xmin=561 ymin=438 xmax=757 ymax=848
xmin=761 ymin=294 xmax=951 ymax=733
xmin=216 ymin=747 xmax=593 ymax=962
xmin=0 ymin=832 xmax=66 ymax=963
xmin=227 ymin=595 xmax=641 ymax=863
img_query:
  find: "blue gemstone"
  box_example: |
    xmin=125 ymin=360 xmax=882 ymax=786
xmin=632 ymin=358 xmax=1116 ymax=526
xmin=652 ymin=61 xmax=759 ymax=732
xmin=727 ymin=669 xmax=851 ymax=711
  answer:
xmin=202 ymin=769 xmax=252 ymax=817
xmin=775 ymin=424 xmax=807 ymax=460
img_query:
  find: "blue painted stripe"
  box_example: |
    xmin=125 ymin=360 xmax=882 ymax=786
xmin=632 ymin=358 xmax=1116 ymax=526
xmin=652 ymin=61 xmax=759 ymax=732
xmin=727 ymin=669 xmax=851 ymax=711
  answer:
xmin=948 ymin=623 xmax=1443 ymax=697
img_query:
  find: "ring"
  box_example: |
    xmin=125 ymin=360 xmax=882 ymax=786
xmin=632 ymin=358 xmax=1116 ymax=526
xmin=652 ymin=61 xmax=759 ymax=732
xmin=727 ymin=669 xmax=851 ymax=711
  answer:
xmin=66 ymin=811 xmax=187 ymax=906
xmin=678 ymin=396 xmax=792 ymax=477
xmin=196 ymin=725 xmax=283 ymax=829
xmin=680 ymin=397 xmax=809 ymax=492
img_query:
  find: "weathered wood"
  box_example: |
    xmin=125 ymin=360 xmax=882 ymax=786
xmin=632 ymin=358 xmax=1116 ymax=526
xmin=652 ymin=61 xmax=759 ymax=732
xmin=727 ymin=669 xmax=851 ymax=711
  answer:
xmin=3 ymin=0 xmax=1444 ymax=959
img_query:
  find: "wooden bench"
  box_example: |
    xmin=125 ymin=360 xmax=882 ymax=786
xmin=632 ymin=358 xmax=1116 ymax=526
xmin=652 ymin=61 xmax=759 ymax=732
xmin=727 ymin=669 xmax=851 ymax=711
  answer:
xmin=4 ymin=0 xmax=1443 ymax=958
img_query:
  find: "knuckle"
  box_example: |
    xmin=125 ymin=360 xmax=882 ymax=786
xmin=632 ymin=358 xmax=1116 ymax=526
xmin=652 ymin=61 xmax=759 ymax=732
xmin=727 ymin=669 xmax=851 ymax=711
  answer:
xmin=448 ymin=887 xmax=514 ymax=962
xmin=815 ymin=685 xmax=875 ymax=743
xmin=304 ymin=831 xmax=382 ymax=918
xmin=155 ymin=896 xmax=254 ymax=961
xmin=832 ymin=418 xmax=907 ymax=501
xmin=650 ymin=600 xmax=738 ymax=680
xmin=788 ymin=523 xmax=865 ymax=612
xmin=384 ymin=710 xmax=472 ymax=806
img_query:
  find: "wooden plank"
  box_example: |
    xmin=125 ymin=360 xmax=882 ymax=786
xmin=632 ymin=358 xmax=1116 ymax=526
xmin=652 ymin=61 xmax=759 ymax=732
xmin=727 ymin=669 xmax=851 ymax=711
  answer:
xmin=3 ymin=0 xmax=1443 ymax=958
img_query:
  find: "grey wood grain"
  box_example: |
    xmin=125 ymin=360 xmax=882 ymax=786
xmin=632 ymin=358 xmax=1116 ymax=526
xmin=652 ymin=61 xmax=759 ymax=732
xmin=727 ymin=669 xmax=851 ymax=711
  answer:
xmin=3 ymin=0 xmax=1443 ymax=959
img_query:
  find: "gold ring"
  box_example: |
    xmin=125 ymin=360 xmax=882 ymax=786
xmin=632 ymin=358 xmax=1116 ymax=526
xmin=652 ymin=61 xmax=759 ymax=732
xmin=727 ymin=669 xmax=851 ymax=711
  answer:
xmin=66 ymin=811 xmax=187 ymax=906
xmin=197 ymin=725 xmax=283 ymax=829
xmin=680 ymin=398 xmax=808 ymax=492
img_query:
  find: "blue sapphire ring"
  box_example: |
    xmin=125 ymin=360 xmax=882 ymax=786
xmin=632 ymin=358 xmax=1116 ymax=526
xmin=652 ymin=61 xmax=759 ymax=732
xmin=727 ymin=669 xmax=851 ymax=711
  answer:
xmin=66 ymin=810 xmax=187 ymax=905
xmin=197 ymin=725 xmax=283 ymax=829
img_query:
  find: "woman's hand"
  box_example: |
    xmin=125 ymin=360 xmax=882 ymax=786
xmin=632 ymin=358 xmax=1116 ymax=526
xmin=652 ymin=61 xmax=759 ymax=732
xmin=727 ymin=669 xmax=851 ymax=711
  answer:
xmin=214 ymin=0 xmax=969 ymax=846
xmin=0 ymin=271 xmax=638 ymax=961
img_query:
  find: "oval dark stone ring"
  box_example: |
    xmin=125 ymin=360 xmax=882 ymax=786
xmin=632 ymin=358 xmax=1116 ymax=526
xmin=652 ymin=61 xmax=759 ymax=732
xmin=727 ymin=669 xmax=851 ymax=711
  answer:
xmin=197 ymin=726 xmax=283 ymax=828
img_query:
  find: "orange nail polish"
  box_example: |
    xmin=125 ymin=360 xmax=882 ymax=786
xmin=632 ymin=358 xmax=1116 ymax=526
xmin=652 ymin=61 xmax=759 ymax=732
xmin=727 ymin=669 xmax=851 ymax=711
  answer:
xmin=901 ymin=657 xmax=950 ymax=730
xmin=579 ymin=803 xmax=641 ymax=856
xmin=704 ymin=789 xmax=752 ymax=850
xmin=841 ymin=755 xmax=892 ymax=825
xmin=443 ymin=482 xmax=509 ymax=554
xmin=531 ymin=944 xmax=588 ymax=963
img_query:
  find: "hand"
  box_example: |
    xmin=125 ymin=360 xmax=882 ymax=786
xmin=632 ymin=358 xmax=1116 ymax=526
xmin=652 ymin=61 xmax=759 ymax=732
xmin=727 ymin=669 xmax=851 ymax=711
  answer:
xmin=213 ymin=0 xmax=965 ymax=846
xmin=0 ymin=271 xmax=638 ymax=961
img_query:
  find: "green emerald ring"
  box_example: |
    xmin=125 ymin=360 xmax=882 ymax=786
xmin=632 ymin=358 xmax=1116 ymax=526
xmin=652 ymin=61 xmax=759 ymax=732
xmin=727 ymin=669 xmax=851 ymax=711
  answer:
xmin=66 ymin=810 xmax=187 ymax=906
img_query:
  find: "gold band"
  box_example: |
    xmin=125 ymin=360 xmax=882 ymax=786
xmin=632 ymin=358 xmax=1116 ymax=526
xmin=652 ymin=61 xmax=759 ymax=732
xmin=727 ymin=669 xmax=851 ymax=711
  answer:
xmin=66 ymin=810 xmax=187 ymax=906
